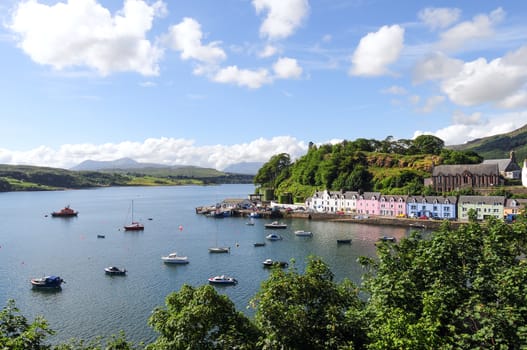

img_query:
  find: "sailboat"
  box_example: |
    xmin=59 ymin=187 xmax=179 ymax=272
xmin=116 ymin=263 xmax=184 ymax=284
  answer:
xmin=124 ymin=200 xmax=144 ymax=231
xmin=208 ymin=219 xmax=229 ymax=253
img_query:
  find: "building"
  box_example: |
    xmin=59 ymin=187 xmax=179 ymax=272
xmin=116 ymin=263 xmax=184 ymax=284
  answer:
xmin=378 ymin=195 xmax=407 ymax=217
xmin=429 ymin=163 xmax=501 ymax=192
xmin=406 ymin=195 xmax=457 ymax=219
xmin=457 ymin=195 xmax=505 ymax=222
xmin=504 ymin=198 xmax=527 ymax=218
xmin=355 ymin=192 xmax=381 ymax=216
xmin=482 ymin=151 xmax=521 ymax=179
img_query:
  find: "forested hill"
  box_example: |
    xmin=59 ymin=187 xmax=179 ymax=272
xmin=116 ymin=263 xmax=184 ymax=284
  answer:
xmin=253 ymin=135 xmax=484 ymax=201
xmin=0 ymin=164 xmax=253 ymax=192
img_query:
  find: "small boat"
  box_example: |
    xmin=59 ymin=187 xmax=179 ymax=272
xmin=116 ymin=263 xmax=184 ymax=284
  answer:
xmin=266 ymin=233 xmax=283 ymax=241
xmin=264 ymin=221 xmax=287 ymax=229
xmin=246 ymin=219 xmax=255 ymax=226
xmin=161 ymin=252 xmax=189 ymax=264
xmin=337 ymin=239 xmax=352 ymax=244
xmin=294 ymin=230 xmax=312 ymax=236
xmin=124 ymin=200 xmax=144 ymax=231
xmin=97 ymin=234 xmax=105 ymax=239
xmin=262 ymin=258 xmax=288 ymax=268
xmin=51 ymin=205 xmax=78 ymax=217
xmin=208 ymin=275 xmax=238 ymax=285
xmin=208 ymin=247 xmax=230 ymax=253
xmin=31 ymin=275 xmax=65 ymax=289
xmin=104 ymin=266 xmax=127 ymax=275
xmin=378 ymin=236 xmax=396 ymax=243
xmin=249 ymin=212 xmax=261 ymax=218
xmin=254 ymin=242 xmax=266 ymax=247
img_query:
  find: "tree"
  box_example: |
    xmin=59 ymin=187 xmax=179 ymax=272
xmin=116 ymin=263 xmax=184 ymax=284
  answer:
xmin=412 ymin=135 xmax=444 ymax=155
xmin=360 ymin=218 xmax=527 ymax=349
xmin=254 ymin=153 xmax=291 ymax=188
xmin=0 ymin=299 xmax=54 ymax=350
xmin=251 ymin=257 xmax=367 ymax=349
xmin=147 ymin=284 xmax=261 ymax=350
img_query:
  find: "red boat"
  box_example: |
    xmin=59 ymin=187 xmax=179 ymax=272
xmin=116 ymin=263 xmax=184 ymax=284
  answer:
xmin=51 ymin=205 xmax=78 ymax=217
xmin=124 ymin=222 xmax=144 ymax=231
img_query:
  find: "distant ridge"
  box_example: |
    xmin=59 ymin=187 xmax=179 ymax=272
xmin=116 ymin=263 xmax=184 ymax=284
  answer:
xmin=71 ymin=157 xmax=172 ymax=171
xmin=223 ymin=161 xmax=263 ymax=175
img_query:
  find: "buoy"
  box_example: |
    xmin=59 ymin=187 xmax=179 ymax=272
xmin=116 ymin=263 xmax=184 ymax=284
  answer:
xmin=178 ymin=225 xmax=183 ymax=231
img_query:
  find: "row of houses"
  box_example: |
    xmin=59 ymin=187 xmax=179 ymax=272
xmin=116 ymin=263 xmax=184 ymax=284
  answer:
xmin=305 ymin=189 xmax=527 ymax=222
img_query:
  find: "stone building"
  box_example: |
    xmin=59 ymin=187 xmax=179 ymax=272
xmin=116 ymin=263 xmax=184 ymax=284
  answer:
xmin=428 ymin=163 xmax=501 ymax=193
xmin=482 ymin=151 xmax=521 ymax=179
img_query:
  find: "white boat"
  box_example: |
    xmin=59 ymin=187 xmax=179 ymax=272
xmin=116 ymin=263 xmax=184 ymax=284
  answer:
xmin=262 ymin=258 xmax=288 ymax=268
xmin=266 ymin=233 xmax=283 ymax=241
xmin=208 ymin=275 xmax=238 ymax=285
xmin=294 ymin=230 xmax=312 ymax=236
xmin=264 ymin=221 xmax=287 ymax=229
xmin=208 ymin=247 xmax=230 ymax=253
xmin=161 ymin=252 xmax=189 ymax=264
xmin=104 ymin=266 xmax=126 ymax=275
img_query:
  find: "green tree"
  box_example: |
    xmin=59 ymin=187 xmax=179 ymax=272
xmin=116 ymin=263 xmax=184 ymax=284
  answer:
xmin=412 ymin=135 xmax=445 ymax=155
xmin=254 ymin=153 xmax=291 ymax=188
xmin=147 ymin=284 xmax=260 ymax=350
xmin=252 ymin=257 xmax=367 ymax=349
xmin=0 ymin=299 xmax=54 ymax=350
xmin=360 ymin=218 xmax=527 ymax=349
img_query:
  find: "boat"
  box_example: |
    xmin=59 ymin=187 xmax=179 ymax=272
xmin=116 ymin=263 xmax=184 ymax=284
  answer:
xmin=161 ymin=252 xmax=189 ymax=264
xmin=264 ymin=221 xmax=287 ymax=229
xmin=249 ymin=212 xmax=261 ymax=218
xmin=208 ymin=275 xmax=238 ymax=285
xmin=104 ymin=266 xmax=126 ymax=275
xmin=254 ymin=242 xmax=266 ymax=247
xmin=266 ymin=233 xmax=283 ymax=241
xmin=124 ymin=200 xmax=144 ymax=231
xmin=378 ymin=236 xmax=396 ymax=243
xmin=208 ymin=247 xmax=230 ymax=253
xmin=51 ymin=205 xmax=78 ymax=217
xmin=246 ymin=219 xmax=255 ymax=226
xmin=337 ymin=239 xmax=352 ymax=244
xmin=262 ymin=258 xmax=288 ymax=268
xmin=31 ymin=275 xmax=65 ymax=289
xmin=97 ymin=234 xmax=105 ymax=239
xmin=294 ymin=230 xmax=312 ymax=236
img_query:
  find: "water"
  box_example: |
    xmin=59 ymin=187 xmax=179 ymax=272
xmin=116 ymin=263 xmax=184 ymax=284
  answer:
xmin=0 ymin=184 xmax=411 ymax=344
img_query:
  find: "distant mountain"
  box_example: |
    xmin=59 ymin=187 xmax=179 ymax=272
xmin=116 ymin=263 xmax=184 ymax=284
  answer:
xmin=448 ymin=124 xmax=527 ymax=163
xmin=223 ymin=162 xmax=263 ymax=175
xmin=71 ymin=157 xmax=172 ymax=171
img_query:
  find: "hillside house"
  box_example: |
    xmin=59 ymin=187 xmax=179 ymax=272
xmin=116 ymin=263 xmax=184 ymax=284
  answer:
xmin=482 ymin=151 xmax=521 ymax=179
xmin=504 ymin=198 xmax=527 ymax=218
xmin=429 ymin=164 xmax=501 ymax=192
xmin=457 ymin=195 xmax=505 ymax=222
xmin=406 ymin=195 xmax=457 ymax=219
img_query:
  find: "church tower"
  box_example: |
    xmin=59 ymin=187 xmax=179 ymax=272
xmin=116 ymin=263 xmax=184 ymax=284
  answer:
xmin=522 ymin=159 xmax=527 ymax=188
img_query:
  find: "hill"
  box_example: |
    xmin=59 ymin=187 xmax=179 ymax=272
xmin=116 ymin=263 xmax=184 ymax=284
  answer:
xmin=449 ymin=124 xmax=527 ymax=163
xmin=223 ymin=161 xmax=264 ymax=175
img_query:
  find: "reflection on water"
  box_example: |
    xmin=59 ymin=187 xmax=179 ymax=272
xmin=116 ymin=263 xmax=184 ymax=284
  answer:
xmin=0 ymin=185 xmax=421 ymax=344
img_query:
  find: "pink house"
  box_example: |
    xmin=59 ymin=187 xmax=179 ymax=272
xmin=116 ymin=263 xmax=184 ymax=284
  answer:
xmin=355 ymin=192 xmax=381 ymax=215
xmin=379 ymin=195 xmax=407 ymax=217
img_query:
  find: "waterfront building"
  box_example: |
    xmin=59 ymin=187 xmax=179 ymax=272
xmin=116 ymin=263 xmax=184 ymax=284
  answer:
xmin=406 ymin=195 xmax=457 ymax=219
xmin=306 ymin=190 xmax=346 ymax=213
xmin=355 ymin=192 xmax=381 ymax=216
xmin=457 ymin=195 xmax=505 ymax=222
xmin=504 ymin=198 xmax=527 ymax=218
xmin=378 ymin=195 xmax=407 ymax=217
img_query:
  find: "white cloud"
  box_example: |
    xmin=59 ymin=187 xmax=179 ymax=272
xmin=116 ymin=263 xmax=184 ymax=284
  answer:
xmin=350 ymin=25 xmax=404 ymax=77
xmin=418 ymin=7 xmax=461 ymax=30
xmin=7 ymin=0 xmax=165 ymax=76
xmin=213 ymin=66 xmax=271 ymax=89
xmin=416 ymin=95 xmax=445 ymax=113
xmin=438 ymin=7 xmax=505 ymax=52
xmin=413 ymin=52 xmax=464 ymax=83
xmin=273 ymin=57 xmax=302 ymax=79
xmin=382 ymin=85 xmax=407 ymax=95
xmin=253 ymin=0 xmax=309 ymax=40
xmin=451 ymin=111 xmax=484 ymax=125
xmin=441 ymin=46 xmax=527 ymax=107
xmin=164 ymin=17 xmax=226 ymax=65
xmin=414 ymin=110 xmax=527 ymax=145
xmin=259 ymin=44 xmax=278 ymax=57
xmin=0 ymin=137 xmax=309 ymax=170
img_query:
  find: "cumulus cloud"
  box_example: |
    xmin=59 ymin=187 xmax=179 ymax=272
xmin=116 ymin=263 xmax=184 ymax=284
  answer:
xmin=416 ymin=95 xmax=445 ymax=113
xmin=259 ymin=44 xmax=278 ymax=58
xmin=381 ymin=85 xmax=407 ymax=95
xmin=350 ymin=25 xmax=404 ymax=77
xmin=418 ymin=7 xmax=461 ymax=30
xmin=0 ymin=136 xmax=309 ymax=170
xmin=413 ymin=52 xmax=464 ymax=83
xmin=253 ymin=0 xmax=309 ymax=40
xmin=164 ymin=17 xmax=226 ymax=65
xmin=438 ymin=7 xmax=505 ymax=52
xmin=441 ymin=45 xmax=527 ymax=107
xmin=213 ymin=66 xmax=272 ymax=89
xmin=273 ymin=57 xmax=302 ymax=79
xmin=7 ymin=0 xmax=165 ymax=76
xmin=414 ymin=110 xmax=527 ymax=145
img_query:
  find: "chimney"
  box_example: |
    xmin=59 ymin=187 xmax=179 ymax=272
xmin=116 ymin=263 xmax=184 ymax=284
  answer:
xmin=510 ymin=150 xmax=516 ymax=163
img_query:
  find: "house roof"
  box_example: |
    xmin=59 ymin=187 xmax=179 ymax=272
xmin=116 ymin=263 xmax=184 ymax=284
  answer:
xmin=458 ymin=195 xmax=505 ymax=205
xmin=407 ymin=195 xmax=456 ymax=204
xmin=432 ymin=163 xmax=499 ymax=176
xmin=482 ymin=159 xmax=521 ymax=172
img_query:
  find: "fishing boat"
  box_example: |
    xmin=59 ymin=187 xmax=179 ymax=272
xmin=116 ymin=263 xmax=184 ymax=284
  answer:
xmin=31 ymin=275 xmax=65 ymax=289
xmin=51 ymin=205 xmax=78 ymax=217
xmin=97 ymin=234 xmax=105 ymax=239
xmin=264 ymin=221 xmax=287 ymax=229
xmin=254 ymin=242 xmax=266 ymax=247
xmin=104 ymin=266 xmax=127 ymax=275
xmin=337 ymin=239 xmax=352 ymax=244
xmin=294 ymin=230 xmax=312 ymax=236
xmin=208 ymin=275 xmax=238 ymax=285
xmin=161 ymin=252 xmax=189 ymax=264
xmin=124 ymin=200 xmax=144 ymax=231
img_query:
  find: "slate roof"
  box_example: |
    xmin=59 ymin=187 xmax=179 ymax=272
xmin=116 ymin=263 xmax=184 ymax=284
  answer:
xmin=432 ymin=164 xmax=499 ymax=176
xmin=458 ymin=195 xmax=505 ymax=205
xmin=482 ymin=158 xmax=521 ymax=172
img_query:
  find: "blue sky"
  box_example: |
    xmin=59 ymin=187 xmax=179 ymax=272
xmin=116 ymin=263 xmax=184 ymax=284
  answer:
xmin=1 ymin=0 xmax=527 ymax=170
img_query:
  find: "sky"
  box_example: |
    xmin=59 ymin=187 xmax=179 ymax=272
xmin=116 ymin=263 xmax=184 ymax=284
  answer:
xmin=1 ymin=0 xmax=527 ymax=170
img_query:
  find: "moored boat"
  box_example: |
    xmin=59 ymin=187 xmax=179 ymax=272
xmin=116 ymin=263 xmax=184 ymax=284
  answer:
xmin=31 ymin=275 xmax=65 ymax=289
xmin=208 ymin=275 xmax=237 ymax=285
xmin=208 ymin=247 xmax=230 ymax=253
xmin=104 ymin=266 xmax=126 ymax=275
xmin=262 ymin=258 xmax=288 ymax=268
xmin=51 ymin=205 xmax=78 ymax=217
xmin=97 ymin=234 xmax=105 ymax=239
xmin=294 ymin=230 xmax=312 ymax=236
xmin=378 ymin=236 xmax=396 ymax=243
xmin=254 ymin=242 xmax=266 ymax=247
xmin=264 ymin=221 xmax=287 ymax=229
xmin=337 ymin=239 xmax=352 ymax=244
xmin=161 ymin=252 xmax=189 ymax=264
xmin=124 ymin=200 xmax=144 ymax=231
xmin=266 ymin=233 xmax=283 ymax=241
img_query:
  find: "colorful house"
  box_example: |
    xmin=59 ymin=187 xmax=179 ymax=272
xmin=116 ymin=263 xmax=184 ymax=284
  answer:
xmin=406 ymin=195 xmax=457 ymax=219
xmin=457 ymin=195 xmax=505 ymax=222
xmin=355 ymin=192 xmax=381 ymax=216
xmin=379 ymin=195 xmax=407 ymax=217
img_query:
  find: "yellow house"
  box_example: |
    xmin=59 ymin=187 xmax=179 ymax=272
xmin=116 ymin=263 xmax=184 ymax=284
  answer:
xmin=504 ymin=198 xmax=527 ymax=217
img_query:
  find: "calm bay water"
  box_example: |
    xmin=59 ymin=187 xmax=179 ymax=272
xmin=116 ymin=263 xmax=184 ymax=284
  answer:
xmin=0 ymin=184 xmax=411 ymax=344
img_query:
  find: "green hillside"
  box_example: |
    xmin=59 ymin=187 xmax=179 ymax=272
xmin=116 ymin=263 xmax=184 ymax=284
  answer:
xmin=449 ymin=124 xmax=527 ymax=162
